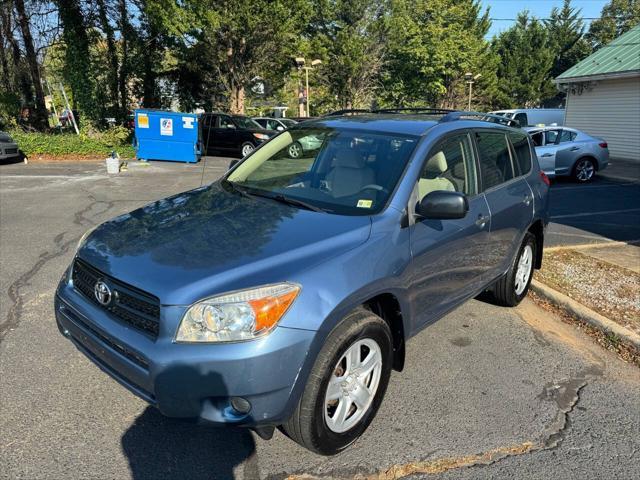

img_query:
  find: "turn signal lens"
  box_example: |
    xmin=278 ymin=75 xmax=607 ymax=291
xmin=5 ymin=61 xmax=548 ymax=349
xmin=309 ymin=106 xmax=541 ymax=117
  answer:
xmin=175 ymin=283 xmax=300 ymax=343
xmin=598 ymin=142 xmax=608 ymax=149
xmin=253 ymin=133 xmax=270 ymax=141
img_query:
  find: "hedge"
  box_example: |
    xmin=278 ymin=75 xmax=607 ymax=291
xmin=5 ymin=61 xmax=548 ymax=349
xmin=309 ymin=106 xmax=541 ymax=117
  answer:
xmin=8 ymin=128 xmax=136 ymax=158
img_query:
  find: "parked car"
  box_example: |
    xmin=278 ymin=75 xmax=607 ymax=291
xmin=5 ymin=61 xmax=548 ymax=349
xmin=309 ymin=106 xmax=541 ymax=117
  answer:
xmin=253 ymin=117 xmax=298 ymax=131
xmin=201 ymin=113 xmax=275 ymax=157
xmin=55 ymin=111 xmax=549 ymax=455
xmin=490 ymin=108 xmax=564 ymax=127
xmin=0 ymin=131 xmax=20 ymax=162
xmin=525 ymin=126 xmax=609 ymax=182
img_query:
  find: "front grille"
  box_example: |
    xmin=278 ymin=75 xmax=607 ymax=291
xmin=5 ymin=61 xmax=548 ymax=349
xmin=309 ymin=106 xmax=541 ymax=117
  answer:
xmin=4 ymin=148 xmax=18 ymax=155
xmin=72 ymin=258 xmax=160 ymax=338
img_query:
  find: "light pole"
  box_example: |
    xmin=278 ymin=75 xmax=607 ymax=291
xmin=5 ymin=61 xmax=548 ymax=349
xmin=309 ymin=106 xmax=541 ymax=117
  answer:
xmin=464 ymin=72 xmax=482 ymax=111
xmin=304 ymin=59 xmax=322 ymax=117
xmin=295 ymin=57 xmax=322 ymax=117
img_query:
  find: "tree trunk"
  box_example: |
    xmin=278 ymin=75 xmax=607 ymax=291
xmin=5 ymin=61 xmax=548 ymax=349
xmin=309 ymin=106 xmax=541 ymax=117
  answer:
xmin=96 ymin=0 xmax=120 ymax=118
xmin=118 ymin=0 xmax=130 ymax=118
xmin=14 ymin=0 xmax=49 ymax=129
xmin=0 ymin=22 xmax=10 ymax=91
xmin=229 ymin=85 xmax=244 ymax=114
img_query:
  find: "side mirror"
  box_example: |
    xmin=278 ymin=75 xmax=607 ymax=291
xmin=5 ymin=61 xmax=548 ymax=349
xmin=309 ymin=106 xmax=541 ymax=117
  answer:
xmin=276 ymin=126 xmax=284 ymax=131
xmin=228 ymin=159 xmax=239 ymax=170
xmin=416 ymin=191 xmax=468 ymax=220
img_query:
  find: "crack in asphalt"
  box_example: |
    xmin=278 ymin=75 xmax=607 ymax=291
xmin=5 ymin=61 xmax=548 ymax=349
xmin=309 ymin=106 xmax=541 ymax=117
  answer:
xmin=0 ymin=194 xmax=113 ymax=344
xmin=279 ymin=366 xmax=604 ymax=480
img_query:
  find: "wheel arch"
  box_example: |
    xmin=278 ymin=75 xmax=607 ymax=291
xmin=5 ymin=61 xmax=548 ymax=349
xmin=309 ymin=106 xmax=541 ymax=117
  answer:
xmin=527 ymin=220 xmax=544 ymax=269
xmin=573 ymin=154 xmax=600 ymax=171
xmin=362 ymin=293 xmax=405 ymax=372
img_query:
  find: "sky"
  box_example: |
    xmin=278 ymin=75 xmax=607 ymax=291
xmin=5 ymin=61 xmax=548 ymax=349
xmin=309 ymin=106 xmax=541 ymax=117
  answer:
xmin=481 ymin=0 xmax=610 ymax=38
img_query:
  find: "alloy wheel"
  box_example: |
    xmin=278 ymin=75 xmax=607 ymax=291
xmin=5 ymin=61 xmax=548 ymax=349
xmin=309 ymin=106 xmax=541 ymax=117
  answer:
xmin=514 ymin=244 xmax=533 ymax=295
xmin=575 ymin=159 xmax=594 ymax=182
xmin=242 ymin=144 xmax=254 ymax=157
xmin=324 ymin=338 xmax=383 ymax=433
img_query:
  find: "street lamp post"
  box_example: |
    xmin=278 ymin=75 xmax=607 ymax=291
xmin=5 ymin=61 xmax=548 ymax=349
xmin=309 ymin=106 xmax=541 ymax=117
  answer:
xmin=464 ymin=72 xmax=482 ymax=111
xmin=295 ymin=57 xmax=322 ymax=117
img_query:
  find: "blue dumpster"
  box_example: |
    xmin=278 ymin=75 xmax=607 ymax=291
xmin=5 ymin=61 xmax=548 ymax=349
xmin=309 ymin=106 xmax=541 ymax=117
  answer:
xmin=134 ymin=109 xmax=201 ymax=163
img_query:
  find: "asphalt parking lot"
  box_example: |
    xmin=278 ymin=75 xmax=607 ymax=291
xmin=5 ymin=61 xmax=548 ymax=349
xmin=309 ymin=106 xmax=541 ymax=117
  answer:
xmin=1 ymin=159 xmax=639 ymax=479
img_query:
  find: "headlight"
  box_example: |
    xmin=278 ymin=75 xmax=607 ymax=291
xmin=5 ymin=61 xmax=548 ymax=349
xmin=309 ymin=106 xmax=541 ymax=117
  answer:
xmin=175 ymin=283 xmax=300 ymax=343
xmin=253 ymin=133 xmax=270 ymax=141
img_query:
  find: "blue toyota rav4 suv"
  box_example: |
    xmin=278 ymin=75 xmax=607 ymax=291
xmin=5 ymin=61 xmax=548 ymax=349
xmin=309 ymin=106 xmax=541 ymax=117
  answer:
xmin=56 ymin=109 xmax=550 ymax=455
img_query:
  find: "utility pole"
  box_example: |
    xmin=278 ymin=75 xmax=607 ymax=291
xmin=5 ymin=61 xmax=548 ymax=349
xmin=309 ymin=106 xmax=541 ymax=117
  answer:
xmin=295 ymin=57 xmax=322 ymax=117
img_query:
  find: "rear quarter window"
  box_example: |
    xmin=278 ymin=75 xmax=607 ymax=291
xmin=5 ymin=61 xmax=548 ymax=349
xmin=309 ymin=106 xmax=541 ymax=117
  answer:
xmin=508 ymin=131 xmax=532 ymax=175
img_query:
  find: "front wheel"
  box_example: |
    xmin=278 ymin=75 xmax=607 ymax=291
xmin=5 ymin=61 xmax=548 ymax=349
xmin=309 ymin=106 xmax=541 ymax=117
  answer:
xmin=282 ymin=309 xmax=392 ymax=455
xmin=288 ymin=141 xmax=303 ymax=158
xmin=573 ymin=158 xmax=595 ymax=183
xmin=492 ymin=232 xmax=536 ymax=307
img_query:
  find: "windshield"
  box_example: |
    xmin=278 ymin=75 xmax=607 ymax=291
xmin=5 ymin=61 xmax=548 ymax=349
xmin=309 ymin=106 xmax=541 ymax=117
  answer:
xmin=233 ymin=116 xmax=262 ymax=129
xmin=225 ymin=127 xmax=418 ymax=215
xmin=281 ymin=119 xmax=297 ymax=127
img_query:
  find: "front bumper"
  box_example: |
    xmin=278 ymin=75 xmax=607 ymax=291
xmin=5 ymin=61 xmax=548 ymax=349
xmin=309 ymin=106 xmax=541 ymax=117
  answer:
xmin=55 ymin=281 xmax=315 ymax=426
xmin=0 ymin=142 xmax=19 ymax=160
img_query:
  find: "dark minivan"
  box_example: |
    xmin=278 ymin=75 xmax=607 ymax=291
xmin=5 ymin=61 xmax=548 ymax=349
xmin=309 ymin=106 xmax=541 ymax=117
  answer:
xmin=201 ymin=112 xmax=275 ymax=157
xmin=56 ymin=110 xmax=550 ymax=455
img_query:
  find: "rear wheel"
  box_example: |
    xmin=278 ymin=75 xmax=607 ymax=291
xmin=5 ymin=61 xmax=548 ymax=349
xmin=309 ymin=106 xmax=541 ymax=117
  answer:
xmin=283 ymin=308 xmax=392 ymax=455
xmin=241 ymin=142 xmax=255 ymax=157
xmin=492 ymin=232 xmax=536 ymax=307
xmin=572 ymin=158 xmax=595 ymax=183
xmin=288 ymin=141 xmax=303 ymax=158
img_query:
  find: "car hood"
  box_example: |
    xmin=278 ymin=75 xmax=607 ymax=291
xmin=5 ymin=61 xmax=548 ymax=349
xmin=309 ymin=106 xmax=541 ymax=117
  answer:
xmin=77 ymin=183 xmax=371 ymax=305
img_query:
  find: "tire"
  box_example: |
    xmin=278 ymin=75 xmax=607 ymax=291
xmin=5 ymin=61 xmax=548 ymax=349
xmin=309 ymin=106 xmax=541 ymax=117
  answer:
xmin=241 ymin=142 xmax=255 ymax=157
xmin=283 ymin=308 xmax=393 ymax=455
xmin=492 ymin=232 xmax=536 ymax=307
xmin=288 ymin=141 xmax=303 ymax=158
xmin=572 ymin=157 xmax=596 ymax=183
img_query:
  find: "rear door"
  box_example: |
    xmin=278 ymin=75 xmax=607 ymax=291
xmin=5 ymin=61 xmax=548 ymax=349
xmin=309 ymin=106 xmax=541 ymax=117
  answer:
xmin=409 ymin=131 xmax=493 ymax=329
xmin=474 ymin=130 xmax=533 ymax=280
xmin=534 ymin=129 xmax=559 ymax=175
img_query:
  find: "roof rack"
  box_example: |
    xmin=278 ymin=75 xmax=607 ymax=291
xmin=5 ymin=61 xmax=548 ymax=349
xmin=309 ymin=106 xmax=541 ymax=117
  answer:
xmin=322 ymin=107 xmax=521 ymax=128
xmin=439 ymin=111 xmax=520 ymax=128
xmin=374 ymin=107 xmax=455 ymax=115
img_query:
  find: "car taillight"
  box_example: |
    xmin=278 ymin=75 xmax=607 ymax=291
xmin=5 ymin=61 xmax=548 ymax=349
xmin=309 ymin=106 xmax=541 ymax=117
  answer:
xmin=540 ymin=171 xmax=551 ymax=186
xmin=598 ymin=142 xmax=608 ymax=149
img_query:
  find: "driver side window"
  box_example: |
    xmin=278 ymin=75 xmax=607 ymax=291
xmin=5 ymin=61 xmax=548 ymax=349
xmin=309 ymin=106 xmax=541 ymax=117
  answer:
xmin=417 ymin=133 xmax=477 ymax=200
xmin=220 ymin=116 xmax=235 ymax=129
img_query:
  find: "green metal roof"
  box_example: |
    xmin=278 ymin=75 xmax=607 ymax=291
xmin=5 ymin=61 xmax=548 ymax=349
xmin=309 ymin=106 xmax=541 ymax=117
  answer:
xmin=556 ymin=24 xmax=640 ymax=81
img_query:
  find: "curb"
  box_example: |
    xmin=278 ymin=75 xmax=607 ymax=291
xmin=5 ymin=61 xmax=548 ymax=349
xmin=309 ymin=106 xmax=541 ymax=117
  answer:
xmin=530 ymin=279 xmax=640 ymax=350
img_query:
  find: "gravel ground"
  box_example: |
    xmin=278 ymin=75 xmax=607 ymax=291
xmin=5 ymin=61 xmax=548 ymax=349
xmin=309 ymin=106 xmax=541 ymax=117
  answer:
xmin=535 ymin=250 xmax=640 ymax=335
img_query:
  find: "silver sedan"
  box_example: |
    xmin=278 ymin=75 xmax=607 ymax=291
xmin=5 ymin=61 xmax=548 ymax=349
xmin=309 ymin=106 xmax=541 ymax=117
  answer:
xmin=525 ymin=126 xmax=609 ymax=182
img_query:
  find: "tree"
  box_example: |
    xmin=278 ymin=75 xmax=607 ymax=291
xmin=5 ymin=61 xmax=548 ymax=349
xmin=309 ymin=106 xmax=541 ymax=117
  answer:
xmin=587 ymin=0 xmax=640 ymax=49
xmin=491 ymin=12 xmax=554 ymax=108
xmin=14 ymin=0 xmax=48 ymax=129
xmin=383 ymin=0 xmax=499 ymax=109
xmin=308 ymin=0 xmax=386 ymax=110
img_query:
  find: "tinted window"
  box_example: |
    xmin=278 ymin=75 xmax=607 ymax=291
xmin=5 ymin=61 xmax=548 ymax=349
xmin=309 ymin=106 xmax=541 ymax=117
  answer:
xmin=220 ymin=116 xmax=235 ymax=129
xmin=558 ymin=130 xmax=576 ymax=143
xmin=530 ymin=131 xmax=543 ymax=147
xmin=514 ymin=112 xmax=528 ymax=127
xmin=475 ymin=132 xmax=514 ymax=190
xmin=545 ymin=129 xmax=561 ymax=145
xmin=254 ymin=119 xmax=267 ymax=128
xmin=508 ymin=131 xmax=532 ymax=175
xmin=233 ymin=116 xmax=262 ymax=129
xmin=418 ymin=133 xmax=477 ymax=199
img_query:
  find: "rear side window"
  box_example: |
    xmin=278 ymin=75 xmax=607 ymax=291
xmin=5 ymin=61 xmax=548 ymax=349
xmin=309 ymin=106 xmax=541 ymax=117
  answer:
xmin=508 ymin=131 xmax=532 ymax=175
xmin=514 ymin=112 xmax=528 ymax=127
xmin=475 ymin=132 xmax=514 ymax=190
xmin=559 ymin=130 xmax=577 ymax=143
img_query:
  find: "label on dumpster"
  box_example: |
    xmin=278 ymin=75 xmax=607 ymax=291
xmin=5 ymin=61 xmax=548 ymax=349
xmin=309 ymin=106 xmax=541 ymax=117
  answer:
xmin=160 ymin=118 xmax=173 ymax=136
xmin=137 ymin=113 xmax=149 ymax=128
xmin=182 ymin=117 xmax=195 ymax=129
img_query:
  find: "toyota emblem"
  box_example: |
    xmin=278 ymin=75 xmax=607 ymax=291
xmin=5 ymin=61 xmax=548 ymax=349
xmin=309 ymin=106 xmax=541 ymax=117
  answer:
xmin=94 ymin=280 xmax=112 ymax=306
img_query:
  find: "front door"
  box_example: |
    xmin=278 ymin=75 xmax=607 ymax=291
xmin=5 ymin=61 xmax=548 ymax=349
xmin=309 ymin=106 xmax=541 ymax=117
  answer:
xmin=409 ymin=132 xmax=492 ymax=331
xmin=474 ymin=130 xmax=533 ymax=279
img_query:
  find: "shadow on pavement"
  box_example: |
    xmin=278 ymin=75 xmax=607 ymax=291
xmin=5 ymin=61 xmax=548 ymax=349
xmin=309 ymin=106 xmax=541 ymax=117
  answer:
xmin=121 ymin=369 xmax=259 ymax=480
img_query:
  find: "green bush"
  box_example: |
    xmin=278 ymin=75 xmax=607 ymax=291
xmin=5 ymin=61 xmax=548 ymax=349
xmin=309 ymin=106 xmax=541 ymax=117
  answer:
xmin=8 ymin=127 xmax=135 ymax=158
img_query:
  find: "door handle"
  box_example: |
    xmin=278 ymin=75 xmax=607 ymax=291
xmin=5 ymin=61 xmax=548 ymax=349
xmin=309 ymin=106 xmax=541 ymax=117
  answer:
xmin=541 ymin=153 xmax=553 ymax=157
xmin=570 ymin=146 xmax=580 ymax=151
xmin=475 ymin=214 xmax=488 ymax=228
xmin=523 ymin=194 xmax=533 ymax=206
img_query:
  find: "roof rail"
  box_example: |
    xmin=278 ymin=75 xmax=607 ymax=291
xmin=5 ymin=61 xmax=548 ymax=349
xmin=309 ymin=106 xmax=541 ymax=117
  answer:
xmin=374 ymin=107 xmax=455 ymax=115
xmin=324 ymin=109 xmax=372 ymax=116
xmin=439 ymin=111 xmax=520 ymax=127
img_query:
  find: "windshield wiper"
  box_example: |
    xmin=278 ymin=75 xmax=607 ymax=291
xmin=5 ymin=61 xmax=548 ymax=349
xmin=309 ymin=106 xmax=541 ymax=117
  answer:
xmin=270 ymin=193 xmax=326 ymax=213
xmin=221 ymin=179 xmax=251 ymax=198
